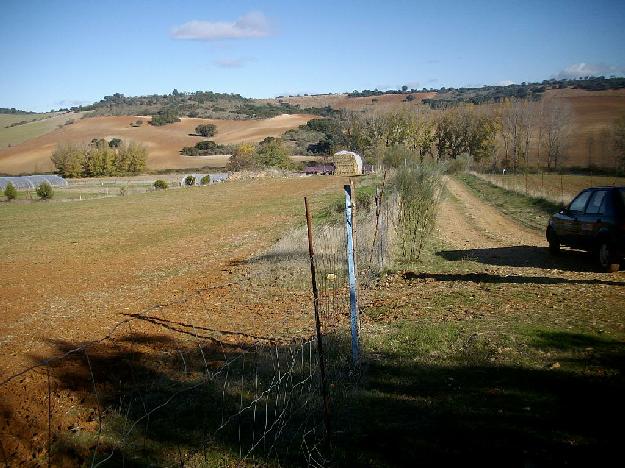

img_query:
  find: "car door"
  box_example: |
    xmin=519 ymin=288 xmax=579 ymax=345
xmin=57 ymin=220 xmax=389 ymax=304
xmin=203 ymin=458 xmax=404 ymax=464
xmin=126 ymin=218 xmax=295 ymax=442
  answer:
xmin=578 ymin=190 xmax=608 ymax=249
xmin=558 ymin=189 xmax=592 ymax=246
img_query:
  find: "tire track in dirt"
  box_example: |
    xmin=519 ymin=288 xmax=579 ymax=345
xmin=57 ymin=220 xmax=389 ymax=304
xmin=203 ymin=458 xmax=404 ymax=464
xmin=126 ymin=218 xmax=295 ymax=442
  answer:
xmin=437 ymin=176 xmax=544 ymax=251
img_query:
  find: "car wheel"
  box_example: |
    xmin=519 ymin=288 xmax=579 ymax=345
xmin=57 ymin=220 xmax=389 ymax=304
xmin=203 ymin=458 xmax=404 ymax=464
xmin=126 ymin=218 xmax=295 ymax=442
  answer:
xmin=548 ymin=229 xmax=560 ymax=255
xmin=598 ymin=241 xmax=620 ymax=272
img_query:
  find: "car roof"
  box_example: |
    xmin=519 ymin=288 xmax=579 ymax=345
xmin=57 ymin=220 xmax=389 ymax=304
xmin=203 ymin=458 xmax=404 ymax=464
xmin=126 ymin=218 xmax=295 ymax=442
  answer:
xmin=582 ymin=186 xmax=625 ymax=190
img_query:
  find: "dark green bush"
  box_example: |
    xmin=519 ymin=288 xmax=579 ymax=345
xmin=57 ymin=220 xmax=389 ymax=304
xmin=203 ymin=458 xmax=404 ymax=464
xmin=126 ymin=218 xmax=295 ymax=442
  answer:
xmin=150 ymin=109 xmax=180 ymax=126
xmin=200 ymin=175 xmax=211 ymax=185
xmin=153 ymin=179 xmax=168 ymax=190
xmin=181 ymin=146 xmax=200 ymax=156
xmin=195 ymin=140 xmax=218 ymax=151
xmin=36 ymin=182 xmax=54 ymax=200
xmin=4 ymin=182 xmax=17 ymax=201
xmin=195 ymin=124 xmax=217 ymax=137
xmin=184 ymin=175 xmax=196 ymax=186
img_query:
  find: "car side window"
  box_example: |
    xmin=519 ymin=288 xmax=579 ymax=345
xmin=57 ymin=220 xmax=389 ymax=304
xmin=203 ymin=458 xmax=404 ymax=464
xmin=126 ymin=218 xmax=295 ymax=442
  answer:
xmin=569 ymin=190 xmax=592 ymax=213
xmin=585 ymin=190 xmax=607 ymax=215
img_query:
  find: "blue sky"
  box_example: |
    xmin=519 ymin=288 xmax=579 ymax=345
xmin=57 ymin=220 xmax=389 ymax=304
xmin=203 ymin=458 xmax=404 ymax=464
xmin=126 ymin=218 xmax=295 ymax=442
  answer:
xmin=1 ymin=0 xmax=624 ymax=111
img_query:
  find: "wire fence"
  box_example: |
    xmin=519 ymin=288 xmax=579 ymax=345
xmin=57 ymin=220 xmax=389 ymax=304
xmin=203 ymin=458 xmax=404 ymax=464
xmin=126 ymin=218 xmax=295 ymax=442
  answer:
xmin=0 ymin=176 xmax=399 ymax=467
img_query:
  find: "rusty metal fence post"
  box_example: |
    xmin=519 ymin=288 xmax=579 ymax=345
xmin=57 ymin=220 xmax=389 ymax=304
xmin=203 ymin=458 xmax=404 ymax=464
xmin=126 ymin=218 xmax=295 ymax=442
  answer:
xmin=304 ymin=197 xmax=331 ymax=439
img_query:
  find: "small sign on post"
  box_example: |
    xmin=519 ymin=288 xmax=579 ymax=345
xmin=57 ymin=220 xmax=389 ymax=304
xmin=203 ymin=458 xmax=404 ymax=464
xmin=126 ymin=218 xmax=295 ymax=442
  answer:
xmin=344 ymin=184 xmax=360 ymax=364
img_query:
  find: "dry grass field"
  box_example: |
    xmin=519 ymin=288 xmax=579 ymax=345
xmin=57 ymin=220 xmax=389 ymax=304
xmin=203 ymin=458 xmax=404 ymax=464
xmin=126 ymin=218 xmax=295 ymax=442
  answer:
xmin=541 ymin=88 xmax=625 ymax=168
xmin=0 ymin=113 xmax=316 ymax=175
xmin=474 ymin=172 xmax=625 ymax=205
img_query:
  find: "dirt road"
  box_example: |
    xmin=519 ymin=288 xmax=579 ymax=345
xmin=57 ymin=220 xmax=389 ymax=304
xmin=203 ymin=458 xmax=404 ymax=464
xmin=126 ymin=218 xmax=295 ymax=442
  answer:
xmin=438 ymin=176 xmax=545 ymax=250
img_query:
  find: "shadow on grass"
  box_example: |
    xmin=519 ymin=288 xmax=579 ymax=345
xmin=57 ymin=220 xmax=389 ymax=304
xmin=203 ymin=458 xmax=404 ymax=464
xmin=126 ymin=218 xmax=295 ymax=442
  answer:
xmin=436 ymin=245 xmax=623 ymax=274
xmin=332 ymin=330 xmax=625 ymax=467
xmin=402 ymin=271 xmax=625 ymax=287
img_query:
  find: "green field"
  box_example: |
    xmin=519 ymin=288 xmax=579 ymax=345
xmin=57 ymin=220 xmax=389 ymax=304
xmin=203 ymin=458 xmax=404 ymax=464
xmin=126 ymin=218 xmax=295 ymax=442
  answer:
xmin=0 ymin=111 xmax=85 ymax=149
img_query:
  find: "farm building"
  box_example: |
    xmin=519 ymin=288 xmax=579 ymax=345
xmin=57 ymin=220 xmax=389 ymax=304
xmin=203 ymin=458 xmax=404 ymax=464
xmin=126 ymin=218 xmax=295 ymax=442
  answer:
xmin=0 ymin=174 xmax=68 ymax=190
xmin=304 ymin=164 xmax=335 ymax=175
xmin=333 ymin=151 xmax=363 ymax=176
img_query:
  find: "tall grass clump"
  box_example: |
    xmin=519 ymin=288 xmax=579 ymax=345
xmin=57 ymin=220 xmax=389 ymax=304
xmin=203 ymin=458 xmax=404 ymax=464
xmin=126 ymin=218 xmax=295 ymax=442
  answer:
xmin=391 ymin=163 xmax=444 ymax=263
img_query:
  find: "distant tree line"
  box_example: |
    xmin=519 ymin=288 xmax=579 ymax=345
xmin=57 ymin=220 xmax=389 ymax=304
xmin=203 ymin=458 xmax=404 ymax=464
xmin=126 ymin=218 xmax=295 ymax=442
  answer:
xmin=348 ymin=76 xmax=625 ymax=108
xmin=0 ymin=107 xmax=35 ymax=114
xmin=51 ymin=139 xmax=147 ymax=177
xmin=72 ymin=89 xmax=338 ymax=121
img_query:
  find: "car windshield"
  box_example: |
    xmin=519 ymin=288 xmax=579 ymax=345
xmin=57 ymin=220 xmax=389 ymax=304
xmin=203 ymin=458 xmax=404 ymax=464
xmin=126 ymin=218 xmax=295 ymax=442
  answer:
xmin=569 ymin=190 xmax=592 ymax=212
xmin=620 ymin=188 xmax=625 ymax=206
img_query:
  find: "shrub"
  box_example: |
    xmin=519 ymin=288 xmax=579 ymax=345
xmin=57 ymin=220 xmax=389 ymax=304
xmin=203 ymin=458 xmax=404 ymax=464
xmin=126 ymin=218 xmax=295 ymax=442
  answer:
xmin=200 ymin=175 xmax=211 ymax=185
xmin=227 ymin=143 xmax=257 ymax=171
xmin=36 ymin=182 xmax=54 ymax=200
xmin=255 ymin=137 xmax=291 ymax=169
xmin=445 ymin=153 xmax=473 ymax=174
xmin=181 ymin=146 xmax=200 ymax=156
xmin=195 ymin=124 xmax=217 ymax=137
xmin=391 ymin=163 xmax=444 ymax=262
xmin=195 ymin=140 xmax=218 ymax=151
xmin=150 ymin=109 xmax=180 ymax=126
xmin=153 ymin=179 xmax=168 ymax=190
xmin=184 ymin=175 xmax=196 ymax=186
xmin=4 ymin=182 xmax=17 ymax=201
xmin=109 ymin=138 xmax=122 ymax=148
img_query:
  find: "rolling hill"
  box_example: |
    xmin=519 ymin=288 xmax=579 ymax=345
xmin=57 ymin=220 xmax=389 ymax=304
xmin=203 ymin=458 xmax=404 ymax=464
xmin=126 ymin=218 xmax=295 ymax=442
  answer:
xmin=0 ymin=114 xmax=316 ymax=175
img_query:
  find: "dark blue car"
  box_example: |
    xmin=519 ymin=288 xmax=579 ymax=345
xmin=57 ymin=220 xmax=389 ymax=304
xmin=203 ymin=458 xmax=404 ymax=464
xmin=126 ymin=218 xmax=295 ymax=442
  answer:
xmin=546 ymin=186 xmax=625 ymax=272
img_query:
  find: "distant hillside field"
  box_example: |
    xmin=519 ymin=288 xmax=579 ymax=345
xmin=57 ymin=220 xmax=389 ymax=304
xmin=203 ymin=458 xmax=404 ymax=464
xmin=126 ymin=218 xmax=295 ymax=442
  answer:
xmin=542 ymin=88 xmax=625 ymax=168
xmin=0 ymin=112 xmax=83 ymax=150
xmin=0 ymin=114 xmax=316 ymax=175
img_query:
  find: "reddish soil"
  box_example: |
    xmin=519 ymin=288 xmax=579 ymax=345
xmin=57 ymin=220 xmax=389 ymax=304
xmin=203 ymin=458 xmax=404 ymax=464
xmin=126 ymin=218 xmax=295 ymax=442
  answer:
xmin=0 ymin=175 xmax=347 ymax=464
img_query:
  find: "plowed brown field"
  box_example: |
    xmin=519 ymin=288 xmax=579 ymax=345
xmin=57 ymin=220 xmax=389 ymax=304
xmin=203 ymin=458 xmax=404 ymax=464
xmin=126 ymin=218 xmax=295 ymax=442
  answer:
xmin=0 ymin=114 xmax=316 ymax=175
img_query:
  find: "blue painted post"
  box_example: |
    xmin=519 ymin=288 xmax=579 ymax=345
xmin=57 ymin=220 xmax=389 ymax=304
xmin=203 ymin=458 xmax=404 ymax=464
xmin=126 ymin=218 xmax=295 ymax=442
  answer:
xmin=344 ymin=184 xmax=360 ymax=364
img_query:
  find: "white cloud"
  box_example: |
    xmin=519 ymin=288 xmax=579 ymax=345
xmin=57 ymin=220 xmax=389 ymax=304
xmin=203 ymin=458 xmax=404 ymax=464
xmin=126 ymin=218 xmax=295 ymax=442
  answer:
xmin=497 ymin=80 xmax=515 ymax=86
xmin=553 ymin=62 xmax=624 ymax=79
xmin=171 ymin=11 xmax=272 ymax=41
xmin=214 ymin=57 xmax=254 ymax=69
